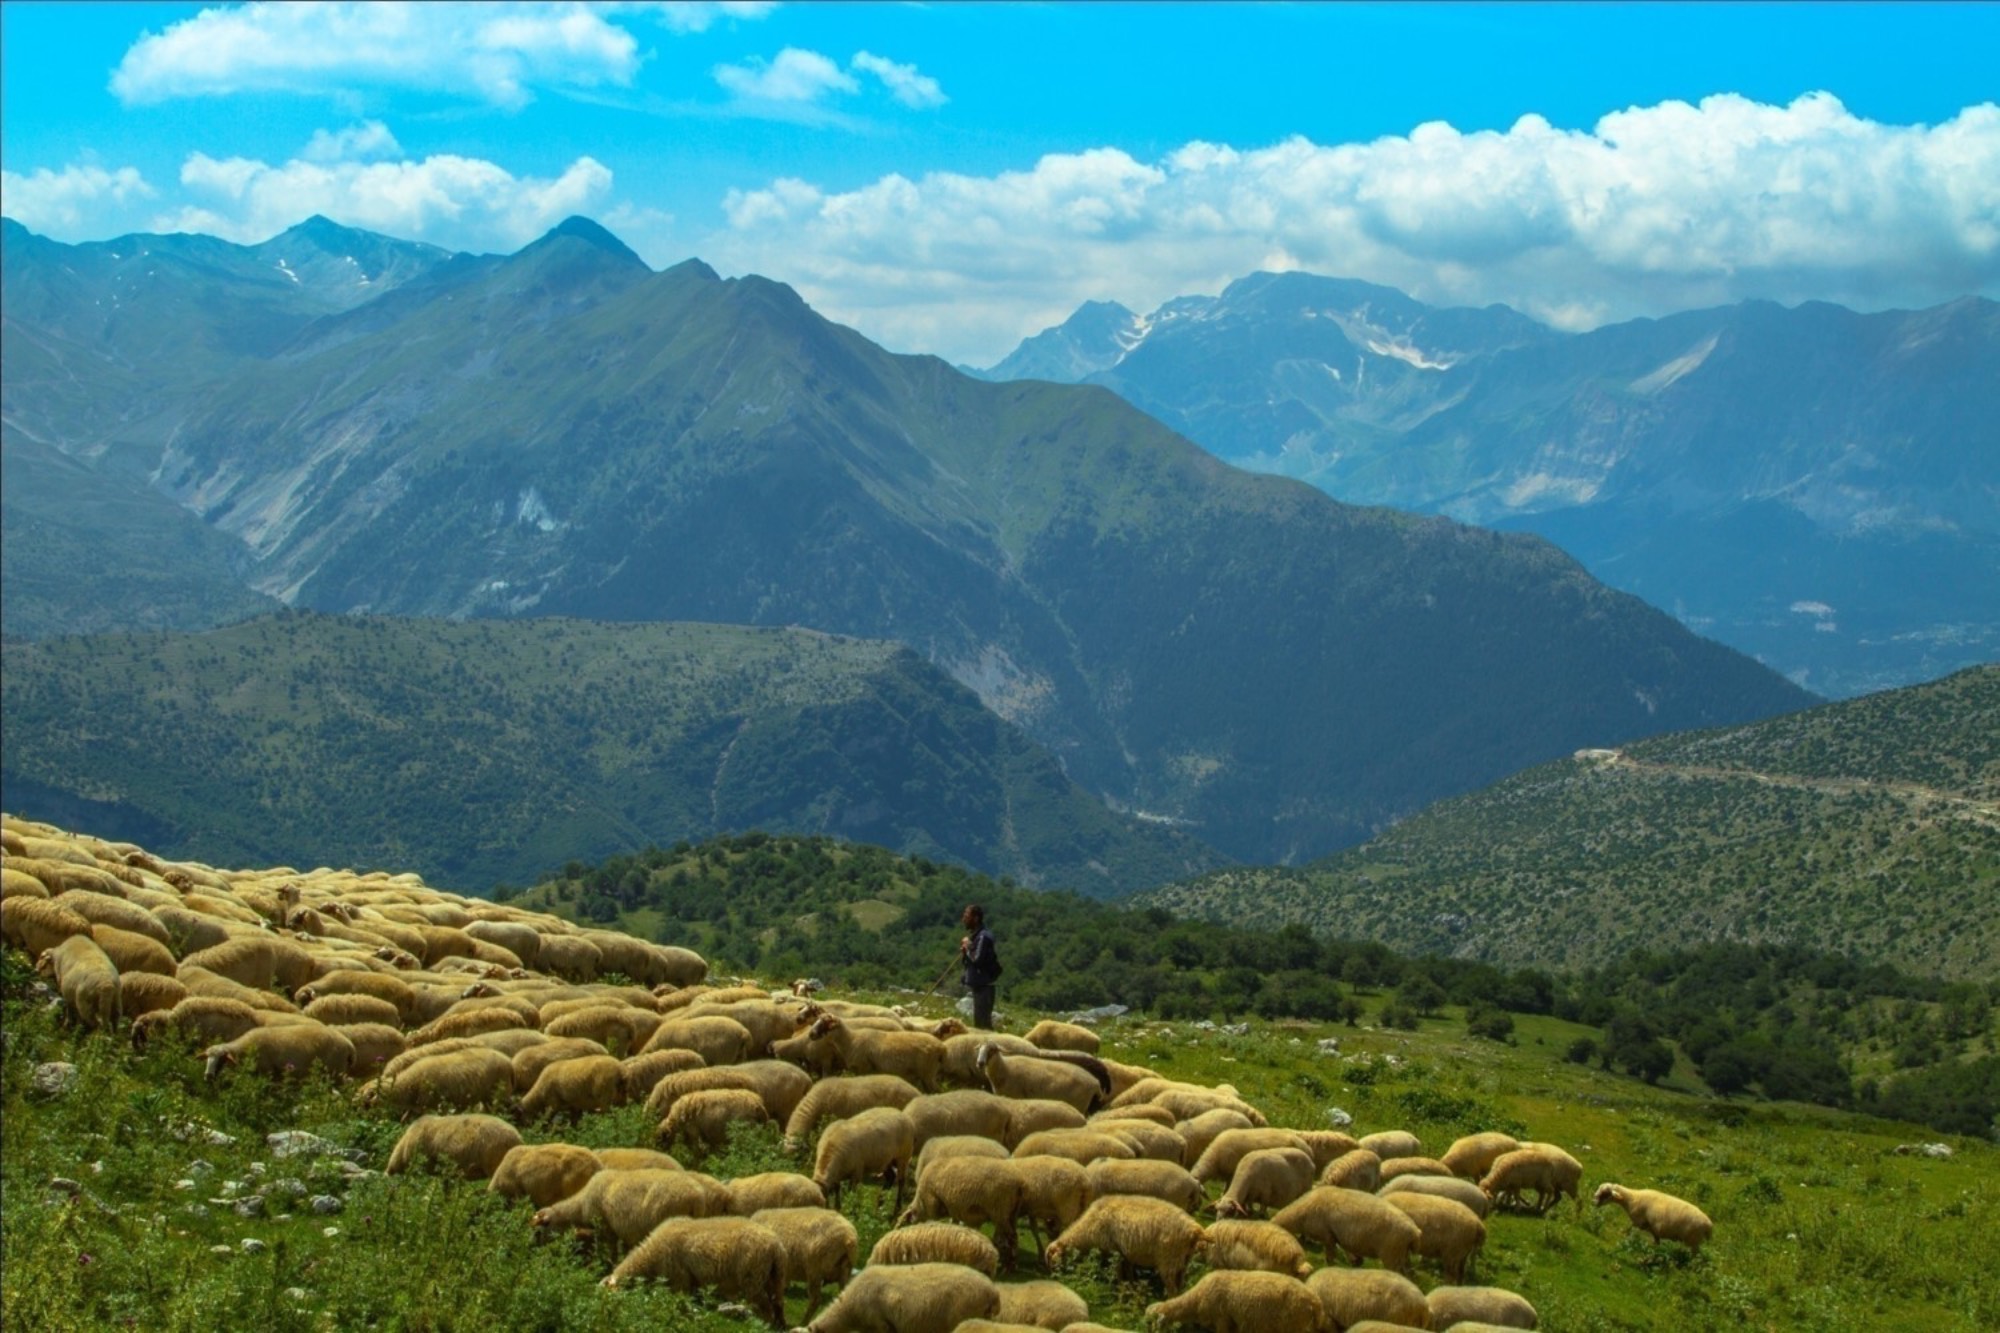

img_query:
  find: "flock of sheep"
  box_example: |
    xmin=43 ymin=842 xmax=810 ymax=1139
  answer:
xmin=2 ymin=813 xmax=1717 ymax=1331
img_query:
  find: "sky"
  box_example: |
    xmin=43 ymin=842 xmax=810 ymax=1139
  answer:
xmin=3 ymin=1 xmax=1996 ymax=365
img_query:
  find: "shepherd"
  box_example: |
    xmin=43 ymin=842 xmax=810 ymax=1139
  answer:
xmin=959 ymin=904 xmax=1002 ymax=1030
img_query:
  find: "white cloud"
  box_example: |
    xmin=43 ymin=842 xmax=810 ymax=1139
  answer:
xmin=302 ymin=120 xmax=401 ymax=162
xmin=707 ymin=93 xmax=2000 ymax=365
xmin=0 ymin=163 xmax=155 ymax=234
xmin=109 ymin=1 xmax=773 ymax=108
xmin=713 ymin=47 xmax=855 ymax=104
xmin=156 ymin=149 xmax=613 ymax=252
xmin=852 ymin=51 xmax=945 ymax=109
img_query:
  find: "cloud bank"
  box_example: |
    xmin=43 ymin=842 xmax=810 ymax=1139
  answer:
xmin=708 ymin=93 xmax=2000 ymax=364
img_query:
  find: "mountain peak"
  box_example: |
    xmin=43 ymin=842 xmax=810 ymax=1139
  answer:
xmin=527 ymin=216 xmax=646 ymax=268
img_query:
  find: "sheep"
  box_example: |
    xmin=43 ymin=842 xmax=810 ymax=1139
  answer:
xmin=792 ymin=1260 xmax=1000 ymax=1333
xmin=1379 ymin=1155 xmax=1456 ymax=1183
xmin=806 ymin=1015 xmax=946 ymax=1092
xmin=1381 ymin=1173 xmax=1492 ymax=1217
xmin=646 ymin=1060 xmax=816 ymax=1126
xmin=131 ymin=996 xmax=262 ymax=1050
xmin=175 ymin=965 xmax=299 ymax=1014
xmin=1010 ymin=1155 xmax=1094 ymax=1255
xmin=914 ymin=1134 xmax=1011 ymax=1187
xmin=1098 ymin=1120 xmax=1185 ymax=1164
xmin=464 ymin=919 xmax=541 ymax=968
xmin=1011 ymin=1129 xmax=1136 ymax=1167
xmin=301 ymin=992 xmax=404 ymax=1029
xmin=1045 ymin=1195 xmax=1207 ymax=1295
xmin=331 ymin=1023 xmax=409 ymax=1075
xmin=1144 ymin=1270 xmax=1327 ymax=1333
xmin=1427 ymin=1285 xmax=1539 ymax=1330
xmin=905 ymin=1089 xmax=1016 ymax=1149
xmin=37 ymin=934 xmax=122 ymax=1029
xmin=583 ymin=932 xmax=707 ymax=989
xmin=943 ymin=1032 xmax=1043 ymax=1087
xmin=1271 ymin=1187 xmax=1421 ymax=1272
xmin=1190 ymin=1128 xmax=1310 ymax=1185
xmin=532 ymin=1168 xmax=730 ymax=1247
xmin=728 ymin=1171 xmax=828 ymax=1215
xmin=1092 ymin=1104 xmax=1177 ymax=1130
xmin=595 ymin=1147 xmax=682 ymax=1172
xmin=993 ymin=1279 xmax=1090 ymax=1330
xmin=1002 ymin=1100 xmax=1089 ymax=1149
xmin=512 ymin=1037 xmax=612 ymax=1092
xmin=407 ymin=1005 xmax=532 ymax=1047
xmin=637 ymin=1012 xmax=757 ymax=1066
xmin=603 ymin=1216 xmax=787 ymax=1326
xmin=754 ymin=1206 xmax=859 ymax=1319
xmin=783 ymin=1075 xmax=922 ymax=1148
xmin=546 ymin=1004 xmax=664 ymax=1055
xmin=775 ymin=1029 xmax=844 ymax=1079
xmin=1479 ymin=1147 xmax=1581 ymax=1215
xmin=1592 ymin=1183 xmax=1713 ymax=1253
xmin=203 ymin=1023 xmax=355 ymax=1081
xmin=54 ymin=892 xmax=176 ymax=948
xmin=535 ymin=933 xmax=603 ymax=982
xmin=181 ymin=937 xmax=316 ymax=992
xmin=621 ymin=1047 xmax=707 ymax=1101
xmin=118 ymin=971 xmax=189 ymax=1019
xmin=1442 ymin=1132 xmax=1521 ymax=1181
xmin=1214 ymin=1147 xmax=1316 ymax=1219
xmin=1174 ymin=1109 xmax=1255 ymax=1166
xmin=1383 ymin=1192 xmax=1486 ymax=1282
xmin=361 ymin=1047 xmax=513 ymax=1114
xmin=868 ymin=1222 xmax=1001 ymax=1276
xmin=1515 ymin=1143 xmax=1584 ymax=1210
xmin=1320 ymin=1148 xmax=1383 ymax=1192
xmin=1358 ymin=1131 xmax=1422 ymax=1161
xmin=1304 ymin=1266 xmax=1433 ymax=1331
xmin=1202 ymin=1218 xmax=1313 ymax=1278
xmin=896 ymin=1153 xmax=1026 ymax=1268
xmin=518 ymin=1054 xmax=624 ymax=1121
xmin=661 ymin=1087 xmax=771 ymax=1154
xmin=380 ymin=1037 xmax=482 ymax=1081
xmin=0 ymin=866 xmax=47 ymax=900
xmin=1084 ymin=1159 xmax=1203 ymax=1214
xmin=980 ymin=1044 xmax=1105 ymax=1115
xmin=1136 ymin=1086 xmax=1265 ymax=1126
xmin=686 ymin=998 xmax=810 ymax=1057
xmin=386 ymin=1113 xmax=523 ymax=1179
xmin=1023 ymin=1020 xmax=1100 ymax=1055
xmin=490 ymin=1142 xmax=602 ymax=1207
xmin=814 ymin=1106 xmax=916 ymax=1210
xmin=2 ymin=895 xmax=93 ymax=958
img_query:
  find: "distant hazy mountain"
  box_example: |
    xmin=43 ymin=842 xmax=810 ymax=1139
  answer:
xmin=0 ymin=613 xmax=1220 ymax=893
xmin=1139 ymin=665 xmax=2000 ymax=981
xmin=982 ymin=273 xmax=2000 ymax=697
xmin=1 ymin=218 xmax=1812 ymax=869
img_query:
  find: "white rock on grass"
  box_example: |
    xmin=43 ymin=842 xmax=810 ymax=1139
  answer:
xmin=32 ymin=1062 xmax=77 ymax=1095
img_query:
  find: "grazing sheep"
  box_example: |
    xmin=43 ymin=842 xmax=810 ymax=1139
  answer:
xmin=518 ymin=1053 xmax=624 ymax=1121
xmin=1092 ymin=1104 xmax=1177 ymax=1130
xmin=1304 ymin=1266 xmax=1432 ymax=1331
xmin=1174 ymin=1109 xmax=1256 ymax=1167
xmin=595 ymin=1147 xmax=682 ymax=1172
xmin=0 ymin=867 xmax=47 ymax=900
xmin=914 ymin=1134 xmax=1011 ymax=1187
xmin=1479 ymin=1147 xmax=1581 ymax=1215
xmin=1442 ymin=1132 xmax=1521 ymax=1181
xmin=302 ymin=992 xmax=404 ymax=1029
xmin=814 ymin=1106 xmax=916 ymax=1210
xmin=661 ymin=1087 xmax=771 ymax=1154
xmin=806 ymin=1015 xmax=947 ymax=1092
xmin=118 ymin=971 xmax=190 ymax=1019
xmin=1383 ymin=1191 xmax=1486 ymax=1282
xmin=1271 ymin=1187 xmax=1421 ymax=1272
xmin=1379 ymin=1155 xmax=1455 ymax=1183
xmin=1190 ymin=1128 xmax=1310 ymax=1186
xmin=293 ymin=970 xmax=420 ymax=1019
xmin=203 ymin=1024 xmax=354 ymax=1081
xmin=1214 ymin=1147 xmax=1316 ymax=1219
xmin=1024 ymin=1020 xmax=1100 ymax=1055
xmin=754 ymin=1206 xmax=859 ymax=1318
xmin=2 ymin=895 xmax=93 ymax=958
xmin=1140 ymin=1086 xmax=1265 ymax=1126
xmin=1358 ymin=1131 xmax=1422 ymax=1161
xmin=783 ymin=1075 xmax=923 ymax=1148
xmin=686 ymin=999 xmax=810 ymax=1058
xmin=1085 ymin=1158 xmax=1204 ymax=1214
xmin=380 ymin=1037 xmax=480 ymax=1081
xmin=897 ymin=1154 xmax=1026 ymax=1265
xmin=980 ymin=1043 xmax=1106 ymax=1114
xmin=1593 ymin=1183 xmax=1713 ymax=1253
xmin=603 ymin=1216 xmax=787 ymax=1326
xmin=774 ymin=1029 xmax=844 ymax=1079
xmin=490 ymin=1142 xmax=602 ymax=1207
xmin=905 ymin=1089 xmax=1016 ymax=1149
xmin=406 ymin=1004 xmax=531 ymax=1047
xmin=1145 ymin=1270 xmax=1327 ymax=1333
xmin=546 ymin=1004 xmax=663 ymax=1055
xmin=1010 ymin=1155 xmax=1094 ymax=1255
xmin=793 ymin=1260 xmax=1000 ymax=1333
xmin=621 ymin=1047 xmax=708 ymax=1101
xmin=361 ymin=1047 xmax=513 ymax=1114
xmin=464 ymin=919 xmax=541 ymax=968
xmin=1516 ymin=1144 xmax=1584 ymax=1210
xmin=512 ymin=1037 xmax=613 ymax=1093
xmin=131 ymin=996 xmax=262 ymax=1050
xmin=1320 ymin=1148 xmax=1383 ymax=1192
xmin=1099 ymin=1120 xmax=1185 ymax=1164
xmin=1202 ymin=1218 xmax=1313 ymax=1278
xmin=1012 ymin=1128 xmax=1136 ymax=1167
xmin=535 ymin=934 xmax=604 ymax=982
xmin=533 ymin=1168 xmax=730 ymax=1247
xmin=1046 ymin=1195 xmax=1207 ymax=1295
xmin=1380 ymin=1173 xmax=1492 ymax=1217
xmin=331 ymin=1022 xmax=408 ymax=1075
xmin=55 ymin=892 xmax=175 ymax=948
xmin=728 ymin=1171 xmax=828 ymax=1215
xmin=386 ymin=1113 xmax=522 ymax=1179
xmin=647 ymin=1061 xmax=815 ymax=1126
xmin=37 ymin=934 xmax=122 ymax=1029
xmin=182 ymin=937 xmax=316 ymax=992
xmin=1002 ymin=1099 xmax=1089 ymax=1149
xmin=942 ymin=1032 xmax=1043 ymax=1087
xmin=994 ymin=1278 xmax=1090 ymax=1330
xmin=868 ymin=1222 xmax=1001 ymax=1276
xmin=1427 ymin=1285 xmax=1539 ymax=1330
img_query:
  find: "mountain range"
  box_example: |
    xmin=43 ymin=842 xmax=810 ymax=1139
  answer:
xmin=1 ymin=216 xmax=1811 ymax=872
xmin=979 ymin=272 xmax=2000 ymax=699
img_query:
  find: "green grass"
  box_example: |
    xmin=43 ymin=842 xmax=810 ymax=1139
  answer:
xmin=5 ymin=950 xmax=1994 ymax=1332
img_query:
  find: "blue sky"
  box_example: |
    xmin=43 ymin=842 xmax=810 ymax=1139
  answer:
xmin=4 ymin=2 xmax=1996 ymax=363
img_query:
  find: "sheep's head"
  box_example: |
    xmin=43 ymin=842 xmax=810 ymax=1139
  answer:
xmin=807 ymin=1014 xmax=841 ymax=1040
xmin=931 ymin=1018 xmax=967 ymax=1039
xmin=460 ymin=981 xmax=501 ymax=999
xmin=202 ymin=1046 xmax=237 ymax=1081
xmin=33 ymin=951 xmax=56 ymax=976
xmin=974 ymin=1042 xmax=997 ymax=1071
xmin=1212 ymin=1196 xmax=1247 ymax=1220
xmin=1592 ymin=1183 xmax=1623 ymax=1207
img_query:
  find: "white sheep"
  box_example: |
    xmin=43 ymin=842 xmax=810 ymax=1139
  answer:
xmin=1145 ymin=1270 xmax=1327 ymax=1333
xmin=603 ymin=1216 xmax=787 ymax=1326
xmin=300 ymin=992 xmax=404 ymax=1029
xmin=1442 ymin=1132 xmax=1521 ymax=1180
xmin=1479 ymin=1146 xmax=1581 ymax=1215
xmin=993 ymin=1277 xmax=1090 ymax=1329
xmin=978 ymin=1043 xmax=1106 ymax=1115
xmin=1202 ymin=1218 xmax=1313 ymax=1278
xmin=728 ymin=1171 xmax=827 ymax=1215
xmin=660 ymin=1087 xmax=770 ymax=1154
xmin=1045 ymin=1195 xmax=1207 ymax=1294
xmin=1010 ymin=1154 xmax=1094 ymax=1255
xmin=1084 ymin=1158 xmax=1204 ymax=1214
xmin=490 ymin=1142 xmax=602 ymax=1207
xmin=512 ymin=1037 xmax=613 ymax=1093
xmin=386 ymin=1113 xmax=522 ymax=1179
xmin=1380 ymin=1172 xmax=1492 ymax=1217
xmin=1214 ymin=1147 xmax=1315 ymax=1219
xmin=792 ymin=1260 xmax=1000 ymax=1333
xmin=913 ymin=1134 xmax=1011 ymax=1186
xmin=1427 ymin=1284 xmax=1540 ymax=1329
xmin=1357 ymin=1130 xmax=1422 ymax=1160
xmin=619 ymin=1047 xmax=708 ymax=1102
xmin=1002 ymin=1099 xmax=1089 ymax=1149
xmin=639 ymin=1013 xmax=753 ymax=1065
xmin=1174 ymin=1108 xmax=1256 ymax=1167
xmin=130 ymin=996 xmax=262 ymax=1050
xmin=782 ymin=1074 xmax=923 ymax=1148
xmin=805 ymin=1015 xmax=947 ymax=1092
xmin=1383 ymin=1190 xmax=1486 ymax=1282
xmin=1 ymin=895 xmax=93 ymax=958
xmin=904 ymin=1088 xmax=1016 ymax=1148
xmin=1320 ymin=1148 xmax=1382 ymax=1192
xmin=1303 ymin=1266 xmax=1432 ymax=1331
xmin=518 ymin=1053 xmax=624 ymax=1121
xmin=1023 ymin=1020 xmax=1100 ymax=1054
xmin=1099 ymin=1119 xmax=1185 ymax=1164
xmin=330 ymin=1022 xmax=408 ymax=1075
xmin=753 ymin=1205 xmax=858 ymax=1319
xmin=36 ymin=933 xmax=121 ymax=1029
xmin=531 ymin=1167 xmax=729 ymax=1247
xmin=814 ymin=1106 xmax=916 ymax=1210
xmin=1011 ymin=1128 xmax=1136 ymax=1167
xmin=86 ymin=923 xmax=176 ymax=977
xmin=203 ymin=1024 xmax=355 ymax=1081
xmin=1593 ymin=1183 xmax=1713 ymax=1253
xmin=896 ymin=1154 xmax=1027 ymax=1268
xmin=1271 ymin=1187 xmax=1420 ymax=1271
xmin=1378 ymin=1154 xmax=1455 ymax=1182
xmin=118 ymin=971 xmax=190 ymax=1019
xmin=868 ymin=1221 xmax=1002 ymax=1276
xmin=360 ymin=1047 xmax=513 ymax=1114
xmin=942 ymin=1032 xmax=1043 ymax=1087
xmin=1189 ymin=1128 xmax=1309 ymax=1185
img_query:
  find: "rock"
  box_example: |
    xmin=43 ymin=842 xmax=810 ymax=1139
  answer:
xmin=240 ymin=1238 xmax=267 ymax=1255
xmin=32 ymin=1062 xmax=78 ymax=1096
xmin=1221 ymin=1022 xmax=1250 ymax=1036
xmin=285 ymin=1288 xmax=308 ymax=1302
xmin=1066 ymin=1004 xmax=1130 ymax=1025
xmin=233 ymin=1196 xmax=266 ymax=1218
xmin=270 ymin=1178 xmax=308 ymax=1198
xmin=247 ymin=1162 xmax=268 ymax=1176
xmin=321 ymin=1226 xmax=341 ymax=1239
xmin=1316 ymin=1038 xmax=1342 ymax=1056
xmin=187 ymin=1160 xmax=216 ymax=1179
xmin=1325 ymin=1107 xmax=1354 ymax=1128
xmin=309 ymin=1195 xmax=344 ymax=1215
xmin=268 ymin=1131 xmax=343 ymax=1160
xmin=204 ymin=1129 xmax=236 ymax=1147
xmin=174 ymin=1179 xmax=197 ymax=1192
xmin=210 ymin=1245 xmax=235 ymax=1258
xmin=47 ymin=1177 xmax=81 ymax=1197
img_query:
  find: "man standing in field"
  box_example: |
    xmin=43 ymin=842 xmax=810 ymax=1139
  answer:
xmin=959 ymin=904 xmax=1001 ymax=1030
